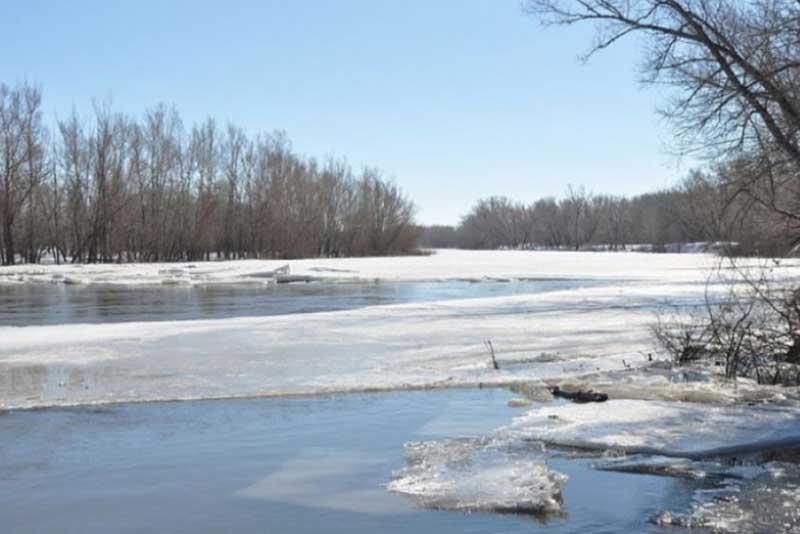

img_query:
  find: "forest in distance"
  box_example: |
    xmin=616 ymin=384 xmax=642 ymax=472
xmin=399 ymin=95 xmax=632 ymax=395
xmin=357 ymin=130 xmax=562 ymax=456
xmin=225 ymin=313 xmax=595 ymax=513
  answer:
xmin=0 ymin=81 xmax=795 ymax=266
xmin=0 ymin=83 xmax=419 ymax=265
xmin=419 ymin=169 xmax=794 ymax=256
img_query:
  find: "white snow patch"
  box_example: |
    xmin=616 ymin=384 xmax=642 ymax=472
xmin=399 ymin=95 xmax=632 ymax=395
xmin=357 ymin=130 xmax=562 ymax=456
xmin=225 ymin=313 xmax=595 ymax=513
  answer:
xmin=0 ymin=284 xmax=673 ymax=409
xmin=558 ymin=363 xmax=786 ymax=405
xmin=0 ymin=249 xmax=764 ymax=286
xmin=509 ymin=399 xmax=800 ymax=457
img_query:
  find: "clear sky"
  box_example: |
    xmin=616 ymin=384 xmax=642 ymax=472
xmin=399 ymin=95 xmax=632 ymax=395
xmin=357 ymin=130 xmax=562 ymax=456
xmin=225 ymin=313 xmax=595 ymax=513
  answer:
xmin=2 ymin=0 xmax=692 ymax=225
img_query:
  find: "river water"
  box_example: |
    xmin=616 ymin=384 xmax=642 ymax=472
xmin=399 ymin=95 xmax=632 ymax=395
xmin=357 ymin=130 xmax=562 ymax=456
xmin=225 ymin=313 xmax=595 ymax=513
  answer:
xmin=0 ymin=389 xmax=698 ymax=534
xmin=0 ymin=279 xmax=606 ymax=326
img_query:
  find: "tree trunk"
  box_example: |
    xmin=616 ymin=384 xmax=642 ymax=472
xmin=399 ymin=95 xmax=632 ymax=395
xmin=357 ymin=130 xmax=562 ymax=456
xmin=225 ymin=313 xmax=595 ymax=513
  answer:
xmin=3 ymin=219 xmax=15 ymax=265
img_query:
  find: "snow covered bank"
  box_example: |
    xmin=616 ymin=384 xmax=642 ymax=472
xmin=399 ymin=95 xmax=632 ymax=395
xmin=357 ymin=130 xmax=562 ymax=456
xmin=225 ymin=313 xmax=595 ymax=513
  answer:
xmin=2 ymin=264 xmax=750 ymax=410
xmin=0 ymin=284 xmax=668 ymax=409
xmin=0 ymin=249 xmax=737 ymax=286
xmin=508 ymin=399 xmax=800 ymax=458
xmin=1 ymin=248 xmax=798 ymax=410
xmin=2 ymin=249 xmax=799 ymax=410
xmin=547 ymin=363 xmax=786 ymax=405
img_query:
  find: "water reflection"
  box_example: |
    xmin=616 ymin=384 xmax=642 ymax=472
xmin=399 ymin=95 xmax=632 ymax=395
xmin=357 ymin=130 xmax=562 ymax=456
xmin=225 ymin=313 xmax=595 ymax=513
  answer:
xmin=0 ymin=280 xmax=605 ymax=327
xmin=236 ymin=449 xmax=403 ymax=515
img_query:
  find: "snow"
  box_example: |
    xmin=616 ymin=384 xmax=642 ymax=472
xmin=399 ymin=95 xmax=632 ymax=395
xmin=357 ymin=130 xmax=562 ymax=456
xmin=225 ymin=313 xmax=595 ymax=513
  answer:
xmin=0 ymin=248 xmax=740 ymax=286
xmin=508 ymin=399 xmax=800 ymax=457
xmin=0 ymin=287 xmax=660 ymax=409
xmin=1 ymin=250 xmax=799 ymax=409
xmin=549 ymin=363 xmax=787 ymax=404
xmin=1 ymin=257 xmax=748 ymax=410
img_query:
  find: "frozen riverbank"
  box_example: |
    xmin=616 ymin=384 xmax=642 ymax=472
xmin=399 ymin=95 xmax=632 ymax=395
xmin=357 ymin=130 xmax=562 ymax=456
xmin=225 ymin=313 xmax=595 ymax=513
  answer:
xmin=1 ymin=250 xmax=799 ymax=410
xmin=0 ymin=248 xmax=734 ymax=286
xmin=0 ymin=281 xmax=707 ymax=410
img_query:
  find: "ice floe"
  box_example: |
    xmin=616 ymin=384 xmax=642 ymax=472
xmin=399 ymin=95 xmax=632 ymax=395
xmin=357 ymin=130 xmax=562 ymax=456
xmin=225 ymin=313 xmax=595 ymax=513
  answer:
xmin=0 ymin=248 xmax=768 ymax=286
xmin=0 ymin=284 xmax=676 ymax=409
xmin=654 ymin=462 xmax=800 ymax=533
xmin=388 ymin=437 xmax=566 ymax=514
xmin=509 ymin=399 xmax=800 ymax=458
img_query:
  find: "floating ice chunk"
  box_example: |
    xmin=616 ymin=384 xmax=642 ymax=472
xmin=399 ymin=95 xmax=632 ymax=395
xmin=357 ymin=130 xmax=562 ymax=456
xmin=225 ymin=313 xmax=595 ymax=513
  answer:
xmin=388 ymin=437 xmax=566 ymax=515
xmin=656 ymin=462 xmax=800 ymax=533
xmin=245 ymin=264 xmax=290 ymax=279
xmin=595 ymin=455 xmax=709 ymax=480
xmin=510 ymin=399 xmax=800 ymax=458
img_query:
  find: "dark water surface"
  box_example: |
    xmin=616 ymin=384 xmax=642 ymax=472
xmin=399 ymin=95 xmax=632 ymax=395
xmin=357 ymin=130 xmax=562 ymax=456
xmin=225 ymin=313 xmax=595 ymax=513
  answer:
xmin=0 ymin=279 xmax=605 ymax=326
xmin=0 ymin=389 xmax=699 ymax=534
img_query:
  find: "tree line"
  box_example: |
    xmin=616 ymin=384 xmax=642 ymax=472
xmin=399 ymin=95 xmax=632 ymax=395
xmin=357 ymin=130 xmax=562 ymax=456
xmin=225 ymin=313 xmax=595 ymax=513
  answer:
xmin=0 ymin=83 xmax=419 ymax=265
xmin=420 ymin=164 xmax=794 ymax=256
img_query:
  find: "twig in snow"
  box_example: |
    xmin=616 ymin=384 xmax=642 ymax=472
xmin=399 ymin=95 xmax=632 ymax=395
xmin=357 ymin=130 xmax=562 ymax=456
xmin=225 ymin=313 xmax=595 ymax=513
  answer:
xmin=484 ymin=339 xmax=499 ymax=370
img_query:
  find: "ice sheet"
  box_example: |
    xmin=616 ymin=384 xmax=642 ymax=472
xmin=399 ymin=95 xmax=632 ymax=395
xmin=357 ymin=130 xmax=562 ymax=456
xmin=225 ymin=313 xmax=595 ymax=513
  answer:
xmin=0 ymin=281 xmax=694 ymax=409
xmin=509 ymin=399 xmax=800 ymax=457
xmin=1 ymin=250 xmax=799 ymax=409
xmin=0 ymin=249 xmax=750 ymax=286
xmin=655 ymin=462 xmax=800 ymax=533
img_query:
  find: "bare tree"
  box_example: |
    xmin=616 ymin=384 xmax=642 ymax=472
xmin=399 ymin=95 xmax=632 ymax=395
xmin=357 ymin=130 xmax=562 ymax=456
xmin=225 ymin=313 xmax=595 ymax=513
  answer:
xmin=0 ymin=83 xmax=45 ymax=265
xmin=595 ymin=195 xmax=631 ymax=250
xmin=0 ymin=83 xmax=422 ymax=264
xmin=527 ymin=0 xmax=800 ymax=238
xmin=561 ymin=185 xmax=598 ymax=250
xmin=654 ymin=259 xmax=800 ymax=384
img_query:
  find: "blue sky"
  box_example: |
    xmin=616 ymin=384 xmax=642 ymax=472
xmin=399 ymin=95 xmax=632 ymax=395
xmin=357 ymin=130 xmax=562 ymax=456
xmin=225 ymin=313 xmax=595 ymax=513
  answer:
xmin=2 ymin=0 xmax=692 ymax=225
